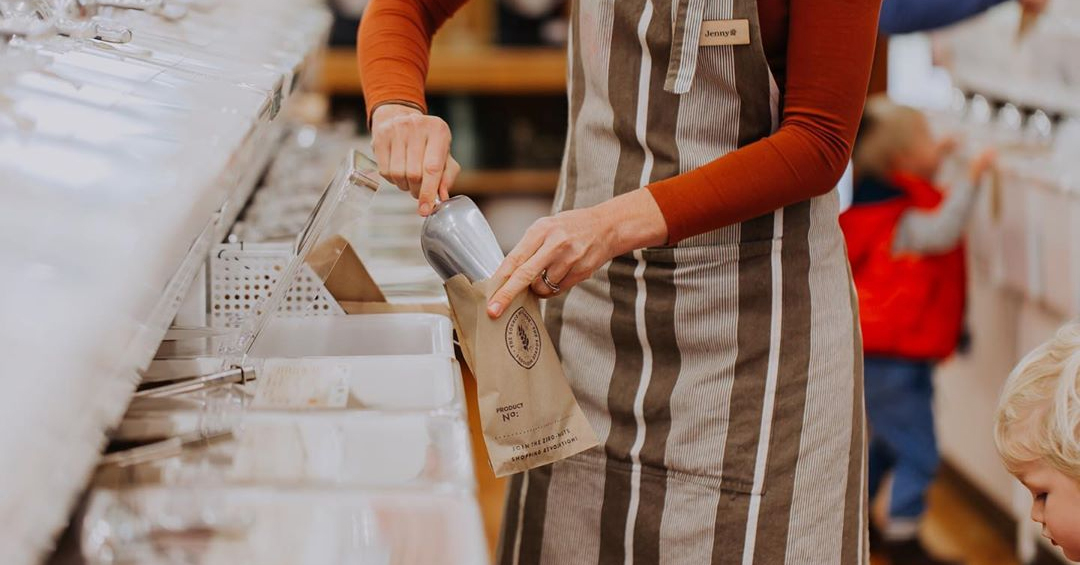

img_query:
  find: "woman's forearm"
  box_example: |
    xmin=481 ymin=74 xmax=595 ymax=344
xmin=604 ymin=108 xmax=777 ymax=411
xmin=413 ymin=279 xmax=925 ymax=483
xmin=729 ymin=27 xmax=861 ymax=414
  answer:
xmin=597 ymin=189 xmax=670 ymax=255
xmin=357 ymin=0 xmax=468 ymax=120
xmin=647 ymin=0 xmax=882 ymax=244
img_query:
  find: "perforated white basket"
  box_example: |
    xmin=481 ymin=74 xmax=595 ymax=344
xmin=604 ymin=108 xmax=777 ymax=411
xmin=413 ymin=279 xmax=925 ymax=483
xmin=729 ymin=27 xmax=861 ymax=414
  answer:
xmin=209 ymin=242 xmax=343 ymax=330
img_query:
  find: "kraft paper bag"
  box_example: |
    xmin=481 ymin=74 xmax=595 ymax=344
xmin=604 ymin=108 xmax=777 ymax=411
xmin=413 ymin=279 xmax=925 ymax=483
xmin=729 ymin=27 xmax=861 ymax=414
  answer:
xmin=445 ymin=274 xmax=598 ymax=477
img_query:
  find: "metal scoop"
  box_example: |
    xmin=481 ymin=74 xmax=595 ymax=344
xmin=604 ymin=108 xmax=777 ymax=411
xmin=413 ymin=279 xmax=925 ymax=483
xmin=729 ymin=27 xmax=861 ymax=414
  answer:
xmin=420 ymin=195 xmax=505 ymax=282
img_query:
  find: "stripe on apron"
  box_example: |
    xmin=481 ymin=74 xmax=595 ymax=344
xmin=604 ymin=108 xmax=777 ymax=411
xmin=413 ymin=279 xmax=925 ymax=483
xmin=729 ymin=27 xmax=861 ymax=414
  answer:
xmin=550 ymin=0 xmax=620 ymax=448
xmin=750 ymin=201 xmax=814 ymax=563
xmin=597 ymin=0 xmax=650 ymax=561
xmin=731 ymin=0 xmax=773 ymax=149
xmin=536 ymin=458 xmax=606 ymax=564
xmin=659 ymin=245 xmax=740 ymax=565
xmin=673 ymin=0 xmax=740 ymax=248
xmin=739 ymin=209 xmax=786 ymax=565
xmin=518 ymin=467 xmax=553 ymax=565
xmin=712 ymin=0 xmax=777 ymax=491
xmin=499 ymin=473 xmax=525 ymax=565
xmin=711 ymin=1 xmax=782 ymax=558
xmin=624 ymin=249 xmax=656 ymax=564
xmin=599 ymin=257 xmax=643 ymax=565
xmin=553 ymin=0 xmax=589 ymax=217
xmin=629 ymin=2 xmax=685 ymax=561
xmin=712 ymin=490 xmax=753 ymax=565
xmin=544 ymin=0 xmax=586 ymax=358
xmin=783 ymin=195 xmax=864 ymax=564
xmin=840 ymin=264 xmax=868 ymax=565
xmin=711 ymin=224 xmax=774 ymax=565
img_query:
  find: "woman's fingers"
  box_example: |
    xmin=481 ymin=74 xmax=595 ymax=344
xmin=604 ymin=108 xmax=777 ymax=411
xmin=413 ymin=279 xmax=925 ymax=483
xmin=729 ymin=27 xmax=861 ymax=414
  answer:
xmin=492 ymin=221 xmax=547 ymax=284
xmin=418 ymin=129 xmax=451 ymax=216
xmin=530 ymin=256 xmax=573 ymax=298
xmin=489 ymin=222 xmax=552 ymax=317
xmin=489 ymin=241 xmax=555 ymax=318
xmin=372 ymin=132 xmax=391 ymax=182
xmin=405 ymin=127 xmax=427 ymax=199
xmin=438 ymin=157 xmax=460 ymax=202
xmin=369 ymin=105 xmax=456 ymax=211
xmin=388 ymin=133 xmax=408 ymax=192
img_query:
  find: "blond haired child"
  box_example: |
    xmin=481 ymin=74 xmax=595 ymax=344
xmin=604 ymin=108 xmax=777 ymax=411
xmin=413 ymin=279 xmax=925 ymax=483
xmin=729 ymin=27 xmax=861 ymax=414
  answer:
xmin=996 ymin=322 xmax=1080 ymax=561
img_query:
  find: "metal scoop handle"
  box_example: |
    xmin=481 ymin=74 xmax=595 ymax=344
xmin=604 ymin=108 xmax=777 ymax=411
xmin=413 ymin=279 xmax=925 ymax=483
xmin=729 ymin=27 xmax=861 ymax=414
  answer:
xmin=134 ymin=366 xmax=255 ymax=399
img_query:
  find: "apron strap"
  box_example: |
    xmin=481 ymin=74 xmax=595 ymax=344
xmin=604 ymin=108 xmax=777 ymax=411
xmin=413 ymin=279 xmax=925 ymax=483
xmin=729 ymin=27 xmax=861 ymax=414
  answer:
xmin=664 ymin=0 xmax=707 ymax=95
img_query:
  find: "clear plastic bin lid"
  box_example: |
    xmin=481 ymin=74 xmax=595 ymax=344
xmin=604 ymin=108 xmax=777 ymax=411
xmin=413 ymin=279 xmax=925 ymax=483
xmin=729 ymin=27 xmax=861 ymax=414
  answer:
xmin=220 ymin=149 xmax=381 ymax=367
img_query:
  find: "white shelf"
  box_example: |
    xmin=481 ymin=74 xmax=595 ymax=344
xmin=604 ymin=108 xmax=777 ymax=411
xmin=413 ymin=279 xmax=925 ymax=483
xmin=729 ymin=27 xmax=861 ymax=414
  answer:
xmin=0 ymin=2 xmax=332 ymax=562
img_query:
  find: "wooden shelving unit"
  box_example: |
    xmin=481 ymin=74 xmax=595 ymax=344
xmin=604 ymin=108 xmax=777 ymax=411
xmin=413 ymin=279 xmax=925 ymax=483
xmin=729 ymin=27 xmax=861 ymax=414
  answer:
xmin=319 ymin=46 xmax=567 ymax=96
xmin=453 ymin=168 xmax=560 ymax=196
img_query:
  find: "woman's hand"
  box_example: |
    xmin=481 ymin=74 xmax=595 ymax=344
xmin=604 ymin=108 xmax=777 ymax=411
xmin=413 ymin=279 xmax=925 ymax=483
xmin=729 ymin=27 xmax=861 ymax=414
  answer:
xmin=370 ymin=103 xmax=461 ymax=216
xmin=486 ymin=189 xmax=669 ymax=318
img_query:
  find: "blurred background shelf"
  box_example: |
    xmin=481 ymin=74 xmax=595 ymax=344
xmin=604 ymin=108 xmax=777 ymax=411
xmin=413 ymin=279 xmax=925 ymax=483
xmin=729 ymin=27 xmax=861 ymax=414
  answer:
xmin=320 ymin=46 xmax=567 ymax=96
xmin=454 ymin=168 xmax=559 ymax=197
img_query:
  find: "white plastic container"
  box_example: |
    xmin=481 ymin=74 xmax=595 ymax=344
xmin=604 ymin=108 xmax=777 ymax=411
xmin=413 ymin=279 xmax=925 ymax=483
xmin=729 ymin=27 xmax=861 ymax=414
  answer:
xmin=1037 ymin=184 xmax=1080 ymax=317
xmin=996 ymin=168 xmax=1041 ymax=298
xmin=81 ymin=487 xmax=489 ymax=565
xmin=99 ymin=411 xmax=473 ymax=490
xmin=249 ymin=314 xmax=453 ymax=358
xmin=120 ymin=359 xmax=465 ymax=441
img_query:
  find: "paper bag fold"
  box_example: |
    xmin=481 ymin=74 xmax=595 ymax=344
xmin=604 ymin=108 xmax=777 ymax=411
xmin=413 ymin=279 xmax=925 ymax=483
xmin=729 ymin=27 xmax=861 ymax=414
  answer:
xmin=305 ymin=234 xmax=386 ymax=303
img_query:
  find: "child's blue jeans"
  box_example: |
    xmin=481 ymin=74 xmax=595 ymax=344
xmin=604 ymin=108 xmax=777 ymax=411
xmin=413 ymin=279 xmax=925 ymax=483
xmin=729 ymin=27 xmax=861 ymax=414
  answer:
xmin=865 ymin=356 xmax=939 ymax=522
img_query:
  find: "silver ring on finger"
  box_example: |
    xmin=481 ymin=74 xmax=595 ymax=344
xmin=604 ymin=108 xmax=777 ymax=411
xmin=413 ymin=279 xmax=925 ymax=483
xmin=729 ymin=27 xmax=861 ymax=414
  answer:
xmin=540 ymin=269 xmax=562 ymax=295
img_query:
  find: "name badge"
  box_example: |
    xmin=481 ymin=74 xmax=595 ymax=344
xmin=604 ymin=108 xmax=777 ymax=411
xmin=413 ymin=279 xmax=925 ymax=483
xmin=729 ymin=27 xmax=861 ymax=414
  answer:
xmin=699 ymin=19 xmax=751 ymax=47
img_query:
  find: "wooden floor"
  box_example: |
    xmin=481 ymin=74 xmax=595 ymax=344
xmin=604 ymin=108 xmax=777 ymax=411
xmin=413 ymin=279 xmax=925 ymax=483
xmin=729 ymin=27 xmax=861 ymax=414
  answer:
xmin=913 ymin=480 xmax=1021 ymax=565
xmin=462 ymin=367 xmax=1021 ymax=564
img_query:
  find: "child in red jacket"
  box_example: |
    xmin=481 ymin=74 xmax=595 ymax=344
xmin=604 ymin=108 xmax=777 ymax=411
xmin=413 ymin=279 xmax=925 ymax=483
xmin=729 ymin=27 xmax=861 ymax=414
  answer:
xmin=840 ymin=95 xmax=996 ymax=565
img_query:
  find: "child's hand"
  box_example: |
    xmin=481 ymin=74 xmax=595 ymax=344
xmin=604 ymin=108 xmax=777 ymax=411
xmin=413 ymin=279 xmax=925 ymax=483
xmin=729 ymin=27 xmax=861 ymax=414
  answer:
xmin=938 ymin=135 xmax=960 ymax=158
xmin=968 ymin=148 xmax=998 ymax=184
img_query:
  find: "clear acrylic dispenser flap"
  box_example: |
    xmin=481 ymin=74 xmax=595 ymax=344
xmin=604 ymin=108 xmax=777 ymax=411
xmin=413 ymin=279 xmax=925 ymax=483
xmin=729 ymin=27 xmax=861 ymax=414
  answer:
xmin=220 ymin=150 xmax=381 ymax=366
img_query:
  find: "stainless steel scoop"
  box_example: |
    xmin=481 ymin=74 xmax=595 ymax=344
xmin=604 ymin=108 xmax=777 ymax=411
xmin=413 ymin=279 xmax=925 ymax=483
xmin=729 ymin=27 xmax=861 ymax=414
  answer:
xmin=420 ymin=196 xmax=505 ymax=282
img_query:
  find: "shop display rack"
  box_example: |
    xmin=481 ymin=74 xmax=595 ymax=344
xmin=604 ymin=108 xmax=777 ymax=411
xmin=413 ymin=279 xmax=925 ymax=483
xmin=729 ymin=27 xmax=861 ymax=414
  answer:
xmin=0 ymin=0 xmax=377 ymax=562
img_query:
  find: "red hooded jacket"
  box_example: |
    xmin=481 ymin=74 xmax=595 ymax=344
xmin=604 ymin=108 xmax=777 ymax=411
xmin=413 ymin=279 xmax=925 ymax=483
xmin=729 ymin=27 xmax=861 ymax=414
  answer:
xmin=839 ymin=172 xmax=966 ymax=361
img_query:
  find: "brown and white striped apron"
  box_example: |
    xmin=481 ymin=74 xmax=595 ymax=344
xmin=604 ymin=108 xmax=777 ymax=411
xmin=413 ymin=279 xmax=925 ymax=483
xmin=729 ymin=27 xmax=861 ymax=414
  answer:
xmin=497 ymin=0 xmax=867 ymax=563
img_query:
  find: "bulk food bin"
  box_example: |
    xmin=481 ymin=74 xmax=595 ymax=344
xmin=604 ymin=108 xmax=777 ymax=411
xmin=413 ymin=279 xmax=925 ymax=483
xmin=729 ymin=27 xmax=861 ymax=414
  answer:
xmin=97 ymin=411 xmax=473 ymax=490
xmin=1033 ymin=170 xmax=1080 ymax=317
xmin=995 ymin=165 xmax=1043 ymax=298
xmin=116 ymin=357 xmax=466 ymax=442
xmin=250 ymin=314 xmax=452 ymax=358
xmin=146 ymin=149 xmax=452 ymax=368
xmin=79 ymin=486 xmax=488 ymax=565
xmin=123 ymin=151 xmax=463 ymax=429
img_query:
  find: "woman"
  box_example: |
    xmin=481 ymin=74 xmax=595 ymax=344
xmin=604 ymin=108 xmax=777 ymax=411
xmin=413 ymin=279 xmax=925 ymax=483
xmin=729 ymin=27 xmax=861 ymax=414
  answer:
xmin=360 ymin=0 xmax=880 ymax=563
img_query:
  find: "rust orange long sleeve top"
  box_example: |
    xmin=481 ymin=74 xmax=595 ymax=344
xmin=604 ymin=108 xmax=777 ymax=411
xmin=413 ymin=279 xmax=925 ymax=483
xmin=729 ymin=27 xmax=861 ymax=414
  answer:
xmin=358 ymin=0 xmax=881 ymax=243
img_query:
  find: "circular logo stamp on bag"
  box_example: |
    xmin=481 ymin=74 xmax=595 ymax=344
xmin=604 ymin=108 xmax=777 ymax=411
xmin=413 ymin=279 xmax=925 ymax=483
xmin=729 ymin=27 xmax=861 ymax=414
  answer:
xmin=505 ymin=307 xmax=542 ymax=369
